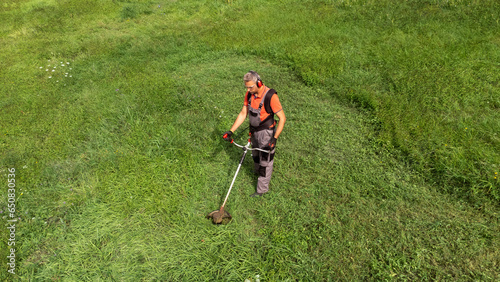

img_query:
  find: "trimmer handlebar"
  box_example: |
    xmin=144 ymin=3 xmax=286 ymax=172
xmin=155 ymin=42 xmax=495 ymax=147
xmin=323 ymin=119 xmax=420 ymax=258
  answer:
xmin=231 ymin=140 xmax=270 ymax=153
xmin=224 ymin=131 xmax=270 ymax=153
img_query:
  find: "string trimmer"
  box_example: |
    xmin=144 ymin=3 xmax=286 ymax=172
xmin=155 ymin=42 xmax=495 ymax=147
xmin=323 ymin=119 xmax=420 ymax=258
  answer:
xmin=207 ymin=133 xmax=269 ymax=224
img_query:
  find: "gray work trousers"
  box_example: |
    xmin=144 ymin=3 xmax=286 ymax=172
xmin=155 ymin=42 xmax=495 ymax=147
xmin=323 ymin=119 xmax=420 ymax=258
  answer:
xmin=251 ymin=128 xmax=275 ymax=194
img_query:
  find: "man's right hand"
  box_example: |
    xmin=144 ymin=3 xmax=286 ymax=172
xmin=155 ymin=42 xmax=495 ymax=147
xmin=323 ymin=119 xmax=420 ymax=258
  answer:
xmin=222 ymin=131 xmax=233 ymax=141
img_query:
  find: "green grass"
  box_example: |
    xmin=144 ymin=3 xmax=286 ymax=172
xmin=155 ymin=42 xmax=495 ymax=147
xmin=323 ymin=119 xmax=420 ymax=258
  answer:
xmin=0 ymin=0 xmax=499 ymax=280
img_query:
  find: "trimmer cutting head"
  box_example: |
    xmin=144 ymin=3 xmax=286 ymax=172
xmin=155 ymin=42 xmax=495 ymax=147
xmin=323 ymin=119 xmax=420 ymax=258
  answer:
xmin=206 ymin=208 xmax=232 ymax=224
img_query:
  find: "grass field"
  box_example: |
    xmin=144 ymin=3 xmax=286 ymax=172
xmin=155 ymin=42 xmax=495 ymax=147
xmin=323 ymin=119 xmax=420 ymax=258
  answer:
xmin=1 ymin=0 xmax=499 ymax=280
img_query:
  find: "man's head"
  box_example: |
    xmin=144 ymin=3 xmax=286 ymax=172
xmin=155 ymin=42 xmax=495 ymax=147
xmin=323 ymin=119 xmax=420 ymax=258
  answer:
xmin=244 ymin=70 xmax=262 ymax=95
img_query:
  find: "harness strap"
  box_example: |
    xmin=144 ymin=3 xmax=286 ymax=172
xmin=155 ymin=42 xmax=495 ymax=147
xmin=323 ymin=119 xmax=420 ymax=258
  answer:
xmin=247 ymin=88 xmax=277 ymax=133
xmin=247 ymin=89 xmax=276 ymax=115
xmin=250 ymin=116 xmax=275 ymax=133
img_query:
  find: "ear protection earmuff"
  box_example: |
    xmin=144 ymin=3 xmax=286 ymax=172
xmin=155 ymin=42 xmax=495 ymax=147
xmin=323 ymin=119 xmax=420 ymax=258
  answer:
xmin=257 ymin=78 xmax=263 ymax=88
xmin=249 ymin=70 xmax=263 ymax=87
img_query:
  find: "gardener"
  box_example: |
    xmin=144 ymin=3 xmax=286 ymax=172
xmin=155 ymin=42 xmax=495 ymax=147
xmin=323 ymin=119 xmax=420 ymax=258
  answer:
xmin=223 ymin=71 xmax=286 ymax=197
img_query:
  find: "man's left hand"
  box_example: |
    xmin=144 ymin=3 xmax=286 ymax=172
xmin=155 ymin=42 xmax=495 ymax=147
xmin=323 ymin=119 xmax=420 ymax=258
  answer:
xmin=267 ymin=137 xmax=277 ymax=150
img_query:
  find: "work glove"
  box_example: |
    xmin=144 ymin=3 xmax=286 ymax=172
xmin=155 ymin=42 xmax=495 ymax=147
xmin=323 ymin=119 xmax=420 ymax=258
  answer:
xmin=222 ymin=131 xmax=233 ymax=141
xmin=266 ymin=137 xmax=277 ymax=150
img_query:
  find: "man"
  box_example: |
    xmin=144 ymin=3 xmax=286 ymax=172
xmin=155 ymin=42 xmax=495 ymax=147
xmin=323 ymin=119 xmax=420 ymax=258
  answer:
xmin=223 ymin=71 xmax=286 ymax=197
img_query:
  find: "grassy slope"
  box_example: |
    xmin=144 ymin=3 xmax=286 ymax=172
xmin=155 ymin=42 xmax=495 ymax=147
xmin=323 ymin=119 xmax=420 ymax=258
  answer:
xmin=0 ymin=0 xmax=499 ymax=280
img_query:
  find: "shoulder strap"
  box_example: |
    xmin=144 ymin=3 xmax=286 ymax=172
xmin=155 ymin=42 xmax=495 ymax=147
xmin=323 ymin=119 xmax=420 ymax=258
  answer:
xmin=247 ymin=88 xmax=277 ymax=113
xmin=264 ymin=89 xmax=277 ymax=114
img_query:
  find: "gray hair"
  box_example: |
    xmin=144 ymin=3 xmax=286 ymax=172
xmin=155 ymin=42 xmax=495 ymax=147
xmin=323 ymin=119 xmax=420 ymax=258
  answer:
xmin=243 ymin=71 xmax=261 ymax=83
